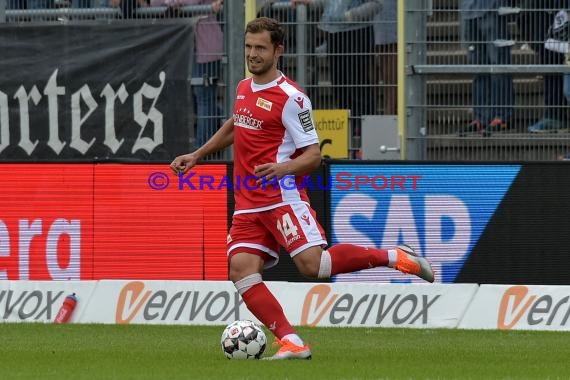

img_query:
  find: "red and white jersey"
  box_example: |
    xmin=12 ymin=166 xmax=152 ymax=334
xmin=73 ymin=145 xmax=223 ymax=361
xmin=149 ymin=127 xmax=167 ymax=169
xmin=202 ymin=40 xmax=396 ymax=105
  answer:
xmin=232 ymin=73 xmax=319 ymax=214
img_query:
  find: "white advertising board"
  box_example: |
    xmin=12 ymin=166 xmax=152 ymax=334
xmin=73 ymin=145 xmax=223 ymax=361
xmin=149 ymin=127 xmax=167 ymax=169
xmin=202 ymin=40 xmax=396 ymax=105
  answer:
xmin=6 ymin=281 xmax=570 ymax=331
xmin=0 ymin=280 xmax=97 ymax=323
xmin=269 ymin=282 xmax=477 ymax=328
xmin=459 ymin=284 xmax=570 ymax=331
xmin=84 ymin=280 xmax=476 ymax=328
xmin=0 ymin=280 xmax=477 ymax=329
xmin=84 ymin=280 xmax=248 ymax=325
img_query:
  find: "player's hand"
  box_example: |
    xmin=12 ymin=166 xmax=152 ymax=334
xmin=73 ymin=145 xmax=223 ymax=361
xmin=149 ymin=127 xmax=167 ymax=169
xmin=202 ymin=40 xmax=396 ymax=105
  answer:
xmin=170 ymin=153 xmax=198 ymax=175
xmin=254 ymin=162 xmax=289 ymax=184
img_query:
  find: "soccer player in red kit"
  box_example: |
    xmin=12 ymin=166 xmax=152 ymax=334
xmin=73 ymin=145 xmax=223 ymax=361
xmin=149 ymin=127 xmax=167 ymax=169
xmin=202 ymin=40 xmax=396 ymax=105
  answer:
xmin=170 ymin=17 xmax=434 ymax=360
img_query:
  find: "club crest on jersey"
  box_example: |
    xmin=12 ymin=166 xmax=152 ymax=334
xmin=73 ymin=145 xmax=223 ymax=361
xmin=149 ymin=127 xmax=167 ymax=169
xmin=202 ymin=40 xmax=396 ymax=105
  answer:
xmin=298 ymin=110 xmax=314 ymax=132
xmin=256 ymin=97 xmax=273 ymax=111
xmin=294 ymin=96 xmax=304 ymax=109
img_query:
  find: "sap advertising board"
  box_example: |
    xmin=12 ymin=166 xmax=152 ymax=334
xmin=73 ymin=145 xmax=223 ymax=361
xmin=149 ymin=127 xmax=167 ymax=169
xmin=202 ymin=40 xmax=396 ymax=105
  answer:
xmin=330 ymin=165 xmax=520 ymax=284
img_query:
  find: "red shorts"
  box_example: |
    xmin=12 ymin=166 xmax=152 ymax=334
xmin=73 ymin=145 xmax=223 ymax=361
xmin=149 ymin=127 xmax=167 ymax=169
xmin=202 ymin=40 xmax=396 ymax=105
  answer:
xmin=227 ymin=203 xmax=328 ymax=268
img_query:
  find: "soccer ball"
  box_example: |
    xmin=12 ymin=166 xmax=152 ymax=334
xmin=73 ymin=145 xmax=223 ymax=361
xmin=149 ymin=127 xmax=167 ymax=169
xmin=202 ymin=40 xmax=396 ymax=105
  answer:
xmin=220 ymin=320 xmax=267 ymax=359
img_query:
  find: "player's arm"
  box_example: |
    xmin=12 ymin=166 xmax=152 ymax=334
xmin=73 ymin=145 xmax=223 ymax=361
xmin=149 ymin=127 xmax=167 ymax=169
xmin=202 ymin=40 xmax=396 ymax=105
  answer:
xmin=171 ymin=117 xmax=234 ymax=175
xmin=195 ymin=117 xmax=234 ymax=159
xmin=254 ymin=93 xmax=321 ymax=182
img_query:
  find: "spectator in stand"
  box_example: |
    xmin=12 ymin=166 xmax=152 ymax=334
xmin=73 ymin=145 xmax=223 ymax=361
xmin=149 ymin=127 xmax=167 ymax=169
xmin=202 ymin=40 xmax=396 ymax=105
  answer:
xmin=519 ymin=0 xmax=569 ymax=132
xmin=293 ymin=0 xmax=382 ymax=141
xmin=460 ymin=0 xmax=514 ymax=136
xmin=257 ymin=0 xmax=297 ymax=49
xmin=150 ymin=0 xmax=224 ymax=148
xmin=257 ymin=0 xmax=323 ymax=103
xmin=565 ymin=52 xmax=570 ymax=104
xmin=560 ymin=11 xmax=570 ymax=159
xmin=374 ymin=0 xmax=397 ymax=115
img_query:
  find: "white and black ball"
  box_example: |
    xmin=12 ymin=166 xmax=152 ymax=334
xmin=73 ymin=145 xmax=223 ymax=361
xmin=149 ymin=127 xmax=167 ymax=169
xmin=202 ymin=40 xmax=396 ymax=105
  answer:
xmin=220 ymin=320 xmax=267 ymax=359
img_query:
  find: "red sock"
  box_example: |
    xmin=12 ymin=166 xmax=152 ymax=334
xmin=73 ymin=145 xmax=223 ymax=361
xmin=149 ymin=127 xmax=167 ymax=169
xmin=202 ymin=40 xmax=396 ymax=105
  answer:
xmin=241 ymin=282 xmax=295 ymax=339
xmin=328 ymin=244 xmax=389 ymax=275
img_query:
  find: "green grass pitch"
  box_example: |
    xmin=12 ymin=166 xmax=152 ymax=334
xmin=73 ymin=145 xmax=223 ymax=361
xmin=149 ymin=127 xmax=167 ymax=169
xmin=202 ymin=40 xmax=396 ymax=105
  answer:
xmin=1 ymin=324 xmax=569 ymax=380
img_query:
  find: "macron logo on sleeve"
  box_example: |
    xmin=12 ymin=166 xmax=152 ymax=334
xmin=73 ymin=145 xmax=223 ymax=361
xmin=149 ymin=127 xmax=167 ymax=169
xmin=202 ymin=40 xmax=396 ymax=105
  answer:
xmin=294 ymin=96 xmax=304 ymax=109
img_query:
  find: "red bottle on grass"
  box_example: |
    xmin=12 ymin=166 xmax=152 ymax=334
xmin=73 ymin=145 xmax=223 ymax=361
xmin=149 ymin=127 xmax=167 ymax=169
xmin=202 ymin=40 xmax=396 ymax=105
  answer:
xmin=54 ymin=293 xmax=78 ymax=324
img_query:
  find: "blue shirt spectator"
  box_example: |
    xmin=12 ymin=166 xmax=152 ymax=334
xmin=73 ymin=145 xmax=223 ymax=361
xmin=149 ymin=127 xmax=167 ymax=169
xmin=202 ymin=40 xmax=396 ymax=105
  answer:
xmin=459 ymin=0 xmax=514 ymax=136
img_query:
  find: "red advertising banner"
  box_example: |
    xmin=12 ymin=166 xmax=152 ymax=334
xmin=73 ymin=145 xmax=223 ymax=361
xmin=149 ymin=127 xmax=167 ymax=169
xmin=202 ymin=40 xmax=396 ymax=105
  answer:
xmin=0 ymin=164 xmax=228 ymax=281
xmin=0 ymin=164 xmax=94 ymax=281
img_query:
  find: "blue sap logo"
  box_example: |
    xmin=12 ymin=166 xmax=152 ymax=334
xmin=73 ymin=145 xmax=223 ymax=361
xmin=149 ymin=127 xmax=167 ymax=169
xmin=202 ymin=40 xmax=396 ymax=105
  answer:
xmin=329 ymin=165 xmax=521 ymax=283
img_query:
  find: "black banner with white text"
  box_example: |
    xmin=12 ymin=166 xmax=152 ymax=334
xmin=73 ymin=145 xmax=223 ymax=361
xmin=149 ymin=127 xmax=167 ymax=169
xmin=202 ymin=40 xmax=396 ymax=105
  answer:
xmin=0 ymin=21 xmax=194 ymax=161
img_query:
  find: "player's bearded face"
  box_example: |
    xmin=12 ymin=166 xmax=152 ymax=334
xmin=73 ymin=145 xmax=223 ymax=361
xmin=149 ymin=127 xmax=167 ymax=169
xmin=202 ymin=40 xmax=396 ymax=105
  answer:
xmin=247 ymin=54 xmax=275 ymax=75
xmin=245 ymin=32 xmax=280 ymax=75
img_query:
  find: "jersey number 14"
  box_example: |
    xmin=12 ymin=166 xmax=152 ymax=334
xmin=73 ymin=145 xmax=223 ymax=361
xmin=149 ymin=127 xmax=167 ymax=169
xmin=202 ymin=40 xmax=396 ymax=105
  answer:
xmin=276 ymin=213 xmax=298 ymax=241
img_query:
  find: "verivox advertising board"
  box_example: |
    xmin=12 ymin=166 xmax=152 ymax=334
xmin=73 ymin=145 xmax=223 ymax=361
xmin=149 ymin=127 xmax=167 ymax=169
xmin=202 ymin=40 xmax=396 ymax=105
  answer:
xmin=0 ymin=280 xmax=97 ymax=323
xmin=0 ymin=280 xmax=477 ymax=328
xmin=6 ymin=280 xmax=570 ymax=331
xmin=460 ymin=285 xmax=570 ymax=331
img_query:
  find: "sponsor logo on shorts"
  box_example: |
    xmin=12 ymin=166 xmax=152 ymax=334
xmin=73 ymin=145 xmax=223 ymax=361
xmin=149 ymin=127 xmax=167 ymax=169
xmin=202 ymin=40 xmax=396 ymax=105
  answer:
xmin=286 ymin=234 xmax=301 ymax=246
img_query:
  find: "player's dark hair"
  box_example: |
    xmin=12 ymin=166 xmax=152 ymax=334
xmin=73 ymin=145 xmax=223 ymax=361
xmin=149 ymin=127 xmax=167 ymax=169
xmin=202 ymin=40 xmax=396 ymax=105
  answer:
xmin=245 ymin=17 xmax=285 ymax=48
